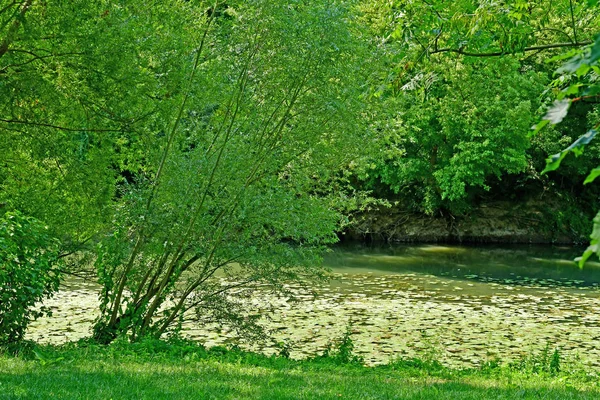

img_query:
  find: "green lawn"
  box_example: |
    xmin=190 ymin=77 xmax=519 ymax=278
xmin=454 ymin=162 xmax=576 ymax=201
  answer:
xmin=1 ymin=340 xmax=598 ymax=399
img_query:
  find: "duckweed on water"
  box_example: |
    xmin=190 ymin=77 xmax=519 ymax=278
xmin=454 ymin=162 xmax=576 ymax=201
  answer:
xmin=25 ymin=245 xmax=600 ymax=370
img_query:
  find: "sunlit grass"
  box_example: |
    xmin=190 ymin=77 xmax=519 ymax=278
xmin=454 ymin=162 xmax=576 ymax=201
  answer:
xmin=1 ymin=340 xmax=599 ymax=399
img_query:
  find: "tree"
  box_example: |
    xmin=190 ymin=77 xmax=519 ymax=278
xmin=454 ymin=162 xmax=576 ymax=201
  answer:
xmin=0 ymin=0 xmax=371 ymax=344
xmin=0 ymin=0 xmax=216 ymax=341
xmin=356 ymin=56 xmax=547 ymax=214
xmin=353 ymin=0 xmax=600 ymax=219
xmin=535 ymin=30 xmax=600 ymax=263
xmin=359 ymin=0 xmax=598 ymax=59
xmin=90 ymin=0 xmax=369 ymax=343
xmin=0 ymin=0 xmax=186 ymax=253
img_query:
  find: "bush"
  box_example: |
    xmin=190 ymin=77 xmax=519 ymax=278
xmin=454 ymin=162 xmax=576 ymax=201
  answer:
xmin=0 ymin=211 xmax=62 ymax=346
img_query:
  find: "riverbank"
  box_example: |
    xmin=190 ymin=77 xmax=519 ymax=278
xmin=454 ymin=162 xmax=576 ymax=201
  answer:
xmin=1 ymin=339 xmax=599 ymax=399
xmin=343 ymin=198 xmax=592 ymax=244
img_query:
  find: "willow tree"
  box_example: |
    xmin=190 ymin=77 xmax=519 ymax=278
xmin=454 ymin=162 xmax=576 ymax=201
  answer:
xmin=91 ymin=0 xmax=368 ymax=343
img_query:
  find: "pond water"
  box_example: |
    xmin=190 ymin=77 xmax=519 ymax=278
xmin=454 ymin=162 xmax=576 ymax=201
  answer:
xmin=26 ymin=244 xmax=600 ymax=368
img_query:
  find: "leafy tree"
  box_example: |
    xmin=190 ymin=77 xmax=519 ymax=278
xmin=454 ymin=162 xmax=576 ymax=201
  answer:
xmin=0 ymin=0 xmax=371 ymax=344
xmin=357 ymin=56 xmax=547 ymax=214
xmin=0 ymin=211 xmax=61 ymax=346
xmin=359 ymin=0 xmax=598 ymax=59
xmin=0 ymin=0 xmax=200 ymax=253
xmin=90 ymin=0 xmax=369 ymax=343
xmin=354 ymin=0 xmax=600 ymax=219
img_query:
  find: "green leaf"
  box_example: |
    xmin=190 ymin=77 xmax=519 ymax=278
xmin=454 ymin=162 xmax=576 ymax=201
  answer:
xmin=584 ymin=168 xmax=600 ymax=184
xmin=576 ymin=64 xmax=591 ymax=77
xmin=547 ymin=49 xmax=581 ymax=63
xmin=582 ymin=84 xmax=600 ymax=97
xmin=530 ymin=119 xmax=549 ymax=135
xmin=590 ymin=35 xmax=600 ymax=65
xmin=562 ymin=84 xmax=581 ymax=96
xmin=577 ymin=212 xmax=600 ymax=268
xmin=542 ymin=129 xmax=598 ymax=174
xmin=542 ymin=152 xmax=567 ymax=174
xmin=558 ymin=35 xmax=600 ymax=74
xmin=542 ymin=99 xmax=570 ymax=124
xmin=576 ymin=244 xmax=596 ymax=269
xmin=557 ymin=54 xmax=587 ymax=74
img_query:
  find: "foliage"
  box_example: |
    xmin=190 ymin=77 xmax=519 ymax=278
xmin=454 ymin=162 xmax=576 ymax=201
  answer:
xmin=90 ymin=0 xmax=369 ymax=343
xmin=535 ymin=30 xmax=600 ymax=265
xmin=0 ymin=211 xmax=61 ymax=346
xmin=314 ymin=326 xmax=364 ymax=365
xmin=537 ymin=34 xmax=600 ymax=174
xmin=359 ymin=0 xmax=599 ymax=59
xmin=509 ymin=344 xmax=561 ymax=375
xmin=357 ymin=56 xmax=547 ymax=214
xmin=0 ymin=0 xmax=188 ymax=253
xmin=0 ymin=0 xmax=371 ymax=344
xmin=351 ymin=0 xmax=600 ymax=223
xmin=529 ymin=102 xmax=600 ymax=181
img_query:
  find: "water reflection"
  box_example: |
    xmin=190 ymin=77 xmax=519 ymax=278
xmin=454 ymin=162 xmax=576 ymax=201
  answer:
xmin=326 ymin=244 xmax=600 ymax=288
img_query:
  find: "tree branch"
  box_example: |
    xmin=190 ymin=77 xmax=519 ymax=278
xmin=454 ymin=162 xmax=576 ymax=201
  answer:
xmin=0 ymin=118 xmax=124 ymax=132
xmin=569 ymin=0 xmax=578 ymax=44
xmin=0 ymin=50 xmax=83 ymax=73
xmin=0 ymin=1 xmax=19 ymax=17
xmin=0 ymin=0 xmax=32 ymax=60
xmin=431 ymin=41 xmax=592 ymax=57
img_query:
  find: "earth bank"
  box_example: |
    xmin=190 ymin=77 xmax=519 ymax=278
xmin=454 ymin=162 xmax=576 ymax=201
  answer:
xmin=343 ymin=198 xmax=591 ymax=244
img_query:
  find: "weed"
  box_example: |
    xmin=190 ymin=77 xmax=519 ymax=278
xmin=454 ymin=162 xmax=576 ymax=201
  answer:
xmin=387 ymin=357 xmax=444 ymax=372
xmin=509 ymin=343 xmax=561 ymax=375
xmin=32 ymin=349 xmax=65 ymax=366
xmin=480 ymin=358 xmax=502 ymax=374
xmin=274 ymin=340 xmax=293 ymax=358
xmin=314 ymin=325 xmax=364 ymax=365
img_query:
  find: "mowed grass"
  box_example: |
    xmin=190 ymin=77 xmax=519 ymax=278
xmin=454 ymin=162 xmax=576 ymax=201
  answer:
xmin=1 ymin=339 xmax=599 ymax=399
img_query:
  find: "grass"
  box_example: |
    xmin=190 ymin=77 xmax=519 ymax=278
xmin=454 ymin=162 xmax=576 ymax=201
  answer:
xmin=1 ymin=338 xmax=599 ymax=399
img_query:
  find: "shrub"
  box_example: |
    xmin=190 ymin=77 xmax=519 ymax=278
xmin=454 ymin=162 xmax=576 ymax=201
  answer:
xmin=0 ymin=211 xmax=62 ymax=346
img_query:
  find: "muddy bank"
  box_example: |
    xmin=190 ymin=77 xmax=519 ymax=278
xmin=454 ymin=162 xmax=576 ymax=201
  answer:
xmin=343 ymin=199 xmax=588 ymax=244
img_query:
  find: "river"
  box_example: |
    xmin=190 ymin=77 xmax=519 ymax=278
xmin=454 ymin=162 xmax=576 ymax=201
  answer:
xmin=26 ymin=244 xmax=600 ymax=368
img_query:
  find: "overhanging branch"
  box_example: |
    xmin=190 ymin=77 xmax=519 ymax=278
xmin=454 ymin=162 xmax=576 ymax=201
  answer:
xmin=432 ymin=41 xmax=592 ymax=57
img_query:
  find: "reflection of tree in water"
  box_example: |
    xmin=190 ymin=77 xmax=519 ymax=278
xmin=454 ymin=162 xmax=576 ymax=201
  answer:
xmin=326 ymin=245 xmax=600 ymax=287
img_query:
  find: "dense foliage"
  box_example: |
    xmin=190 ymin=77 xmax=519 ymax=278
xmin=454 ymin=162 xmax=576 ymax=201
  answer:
xmin=358 ymin=56 xmax=548 ymax=214
xmin=1 ymin=0 xmax=370 ymax=343
xmin=351 ymin=0 xmax=600 ymax=225
xmin=1 ymin=0 xmax=600 ymax=345
xmin=535 ymin=32 xmax=600 ymax=264
xmin=90 ymin=0 xmax=370 ymax=343
xmin=0 ymin=211 xmax=61 ymax=346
